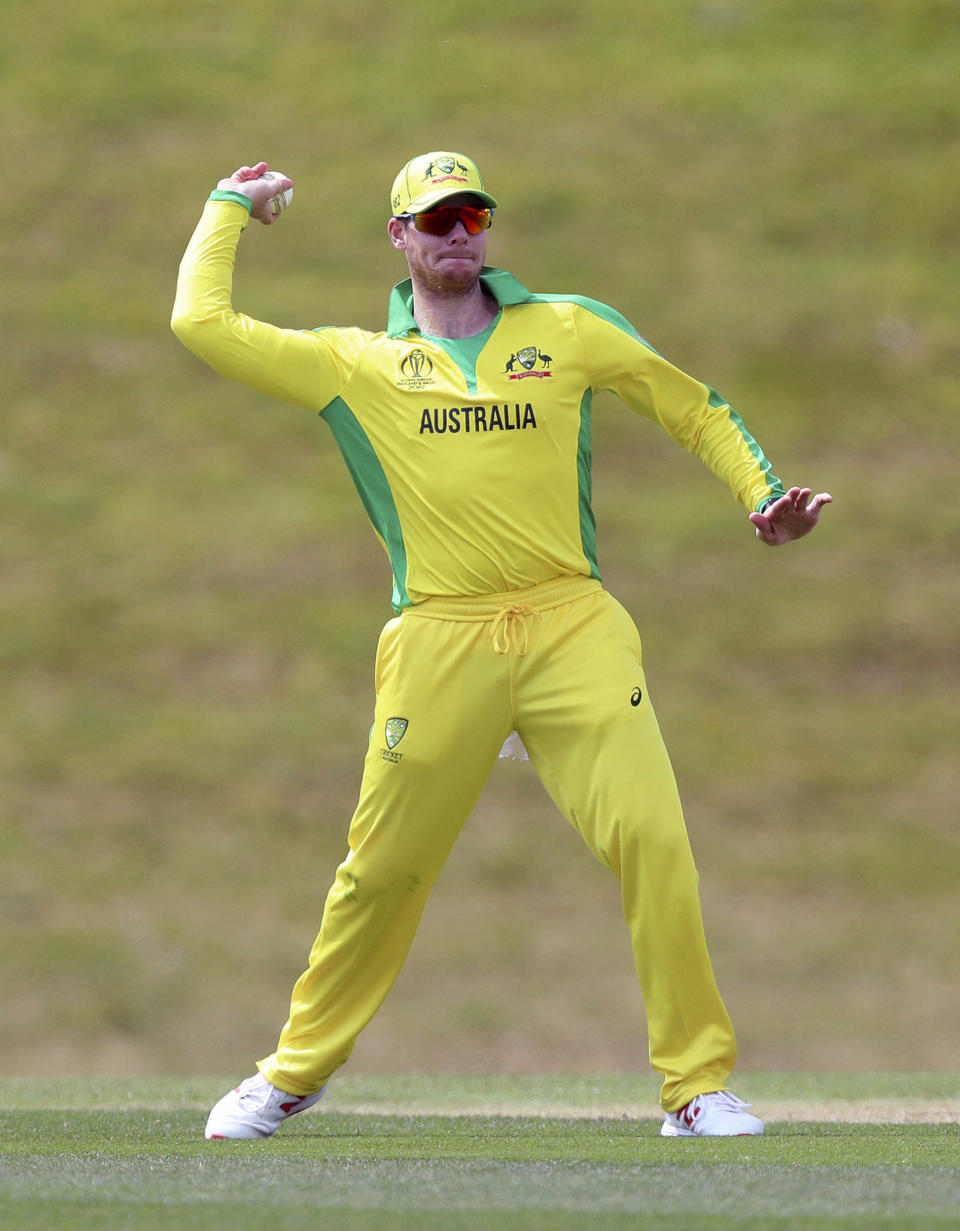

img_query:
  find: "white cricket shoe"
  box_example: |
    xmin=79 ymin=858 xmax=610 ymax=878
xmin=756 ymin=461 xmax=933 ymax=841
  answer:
xmin=661 ymin=1090 xmax=764 ymax=1137
xmin=204 ymin=1072 xmax=326 ymax=1139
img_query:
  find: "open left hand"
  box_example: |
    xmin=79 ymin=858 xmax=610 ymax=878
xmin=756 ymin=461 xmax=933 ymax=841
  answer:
xmin=748 ymin=486 xmax=833 ymax=545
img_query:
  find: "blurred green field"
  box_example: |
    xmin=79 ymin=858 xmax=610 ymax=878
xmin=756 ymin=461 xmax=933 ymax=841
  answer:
xmin=2 ymin=0 xmax=959 ymax=1081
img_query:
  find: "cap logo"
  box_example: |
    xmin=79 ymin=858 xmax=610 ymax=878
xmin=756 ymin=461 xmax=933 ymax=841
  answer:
xmin=424 ymin=155 xmax=470 ymax=186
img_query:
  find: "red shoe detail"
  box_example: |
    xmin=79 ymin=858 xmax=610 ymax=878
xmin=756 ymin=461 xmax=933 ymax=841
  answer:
xmin=679 ymin=1101 xmax=700 ymax=1129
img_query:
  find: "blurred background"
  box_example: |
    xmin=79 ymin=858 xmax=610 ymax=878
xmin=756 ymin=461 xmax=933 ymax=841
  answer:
xmin=2 ymin=0 xmax=958 ymax=1080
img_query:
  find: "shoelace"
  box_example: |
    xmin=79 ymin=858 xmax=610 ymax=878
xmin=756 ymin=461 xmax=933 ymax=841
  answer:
xmin=236 ymin=1080 xmax=275 ymax=1111
xmin=489 ymin=604 xmax=538 ymax=655
xmin=704 ymin=1091 xmax=749 ymax=1108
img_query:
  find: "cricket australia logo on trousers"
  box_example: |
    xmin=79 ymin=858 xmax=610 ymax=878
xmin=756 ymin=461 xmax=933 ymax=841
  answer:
xmin=381 ymin=717 xmax=408 ymax=763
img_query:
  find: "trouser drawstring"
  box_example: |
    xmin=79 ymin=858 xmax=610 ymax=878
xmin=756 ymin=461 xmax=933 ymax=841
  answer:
xmin=489 ymin=604 xmax=538 ymax=655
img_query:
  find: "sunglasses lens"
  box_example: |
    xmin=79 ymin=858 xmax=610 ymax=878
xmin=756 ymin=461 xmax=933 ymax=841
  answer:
xmin=458 ymin=207 xmax=492 ymax=234
xmin=463 ymin=208 xmax=493 ymax=234
xmin=413 ymin=207 xmax=492 ymax=235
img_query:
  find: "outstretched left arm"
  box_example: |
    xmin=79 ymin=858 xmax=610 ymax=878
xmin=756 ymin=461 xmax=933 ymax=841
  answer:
xmin=748 ymin=486 xmax=833 ymax=545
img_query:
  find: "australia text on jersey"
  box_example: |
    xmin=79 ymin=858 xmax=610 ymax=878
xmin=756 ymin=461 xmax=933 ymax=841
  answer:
xmin=419 ymin=404 xmax=538 ymax=435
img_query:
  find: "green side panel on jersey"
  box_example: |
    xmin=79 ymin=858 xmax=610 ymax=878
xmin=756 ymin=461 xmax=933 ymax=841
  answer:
xmin=421 ymin=316 xmax=501 ymax=395
xmin=320 ymin=397 xmax=411 ymax=611
xmin=577 ymin=390 xmax=602 ymax=580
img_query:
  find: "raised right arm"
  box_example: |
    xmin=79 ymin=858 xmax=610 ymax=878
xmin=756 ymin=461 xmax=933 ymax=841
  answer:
xmin=171 ymin=167 xmax=366 ymax=412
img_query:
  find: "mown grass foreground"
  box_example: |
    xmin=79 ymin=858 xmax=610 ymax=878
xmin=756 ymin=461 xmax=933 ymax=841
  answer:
xmin=1 ymin=1075 xmax=958 ymax=1230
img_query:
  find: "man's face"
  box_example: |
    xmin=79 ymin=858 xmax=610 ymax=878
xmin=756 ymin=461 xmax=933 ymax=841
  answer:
xmin=387 ymin=193 xmax=489 ymax=293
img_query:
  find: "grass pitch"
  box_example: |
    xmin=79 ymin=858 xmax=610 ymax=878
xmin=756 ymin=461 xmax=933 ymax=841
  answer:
xmin=1 ymin=1075 xmax=957 ymax=1231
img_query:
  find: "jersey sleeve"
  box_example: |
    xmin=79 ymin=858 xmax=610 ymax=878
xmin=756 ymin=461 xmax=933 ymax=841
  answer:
xmin=571 ymin=300 xmax=785 ymax=513
xmin=171 ymin=199 xmax=368 ymax=413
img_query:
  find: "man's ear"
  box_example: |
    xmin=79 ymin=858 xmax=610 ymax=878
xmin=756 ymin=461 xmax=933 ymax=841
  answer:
xmin=387 ymin=217 xmax=408 ymax=251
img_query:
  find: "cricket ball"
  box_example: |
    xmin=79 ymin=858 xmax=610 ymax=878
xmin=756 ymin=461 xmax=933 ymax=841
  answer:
xmin=261 ymin=170 xmax=293 ymax=215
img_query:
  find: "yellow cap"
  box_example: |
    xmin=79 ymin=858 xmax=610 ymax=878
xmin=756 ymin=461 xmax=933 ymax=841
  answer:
xmin=390 ymin=151 xmax=497 ymax=216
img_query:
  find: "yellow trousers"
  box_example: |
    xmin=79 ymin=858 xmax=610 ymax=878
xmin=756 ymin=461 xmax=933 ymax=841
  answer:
xmin=259 ymin=577 xmax=737 ymax=1111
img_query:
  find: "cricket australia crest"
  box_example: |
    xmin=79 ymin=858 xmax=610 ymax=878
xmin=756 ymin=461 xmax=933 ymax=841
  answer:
xmin=505 ymin=346 xmax=553 ymax=379
xmin=381 ymin=717 xmax=409 ymax=762
xmin=424 ymin=155 xmax=470 ymax=183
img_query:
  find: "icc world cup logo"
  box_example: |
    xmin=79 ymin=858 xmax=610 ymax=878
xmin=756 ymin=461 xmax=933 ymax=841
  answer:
xmin=399 ymin=349 xmax=436 ymax=390
xmin=401 ymin=350 xmax=433 ymax=379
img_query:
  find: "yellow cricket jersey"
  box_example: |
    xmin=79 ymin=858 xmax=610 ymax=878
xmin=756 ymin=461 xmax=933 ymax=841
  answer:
xmin=172 ymin=197 xmax=784 ymax=610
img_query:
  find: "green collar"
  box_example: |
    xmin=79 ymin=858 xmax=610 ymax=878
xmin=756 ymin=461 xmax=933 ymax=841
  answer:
xmin=385 ymin=267 xmax=535 ymax=338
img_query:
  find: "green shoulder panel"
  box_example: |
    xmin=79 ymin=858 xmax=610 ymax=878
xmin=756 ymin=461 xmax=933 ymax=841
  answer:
xmin=528 ymin=292 xmax=648 ymax=344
